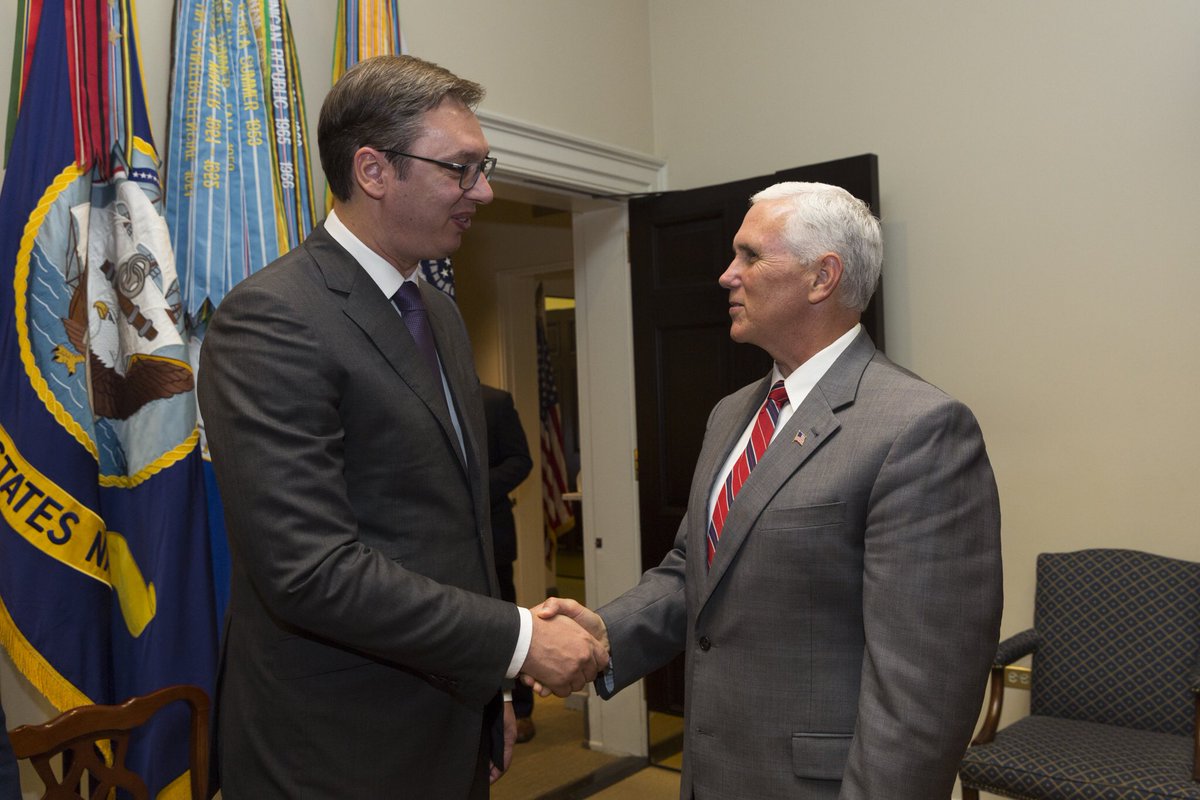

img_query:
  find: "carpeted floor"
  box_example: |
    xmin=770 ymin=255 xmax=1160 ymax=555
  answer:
xmin=589 ymin=765 xmax=681 ymax=799
xmin=491 ymin=694 xmax=624 ymax=799
xmin=491 ymin=694 xmax=681 ymax=799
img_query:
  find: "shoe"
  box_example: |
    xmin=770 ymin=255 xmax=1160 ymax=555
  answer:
xmin=515 ymin=717 xmax=536 ymax=743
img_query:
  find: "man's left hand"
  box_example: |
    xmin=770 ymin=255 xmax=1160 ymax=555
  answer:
xmin=489 ymin=701 xmax=516 ymax=783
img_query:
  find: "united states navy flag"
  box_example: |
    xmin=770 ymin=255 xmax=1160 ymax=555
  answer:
xmin=0 ymin=2 xmax=218 ymax=796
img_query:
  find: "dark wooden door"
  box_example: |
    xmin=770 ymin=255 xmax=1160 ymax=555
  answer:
xmin=629 ymin=154 xmax=882 ymax=715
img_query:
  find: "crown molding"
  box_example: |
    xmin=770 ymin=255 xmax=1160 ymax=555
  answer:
xmin=478 ymin=109 xmax=665 ymax=198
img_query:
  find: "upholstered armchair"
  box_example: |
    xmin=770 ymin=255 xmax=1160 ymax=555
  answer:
xmin=959 ymin=548 xmax=1200 ymax=799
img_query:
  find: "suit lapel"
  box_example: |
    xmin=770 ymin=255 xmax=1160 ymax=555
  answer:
xmin=423 ymin=281 xmax=476 ymax=467
xmin=699 ymin=330 xmax=877 ymax=605
xmin=311 ymin=227 xmax=465 ymax=472
xmin=685 ymin=376 xmax=771 ymax=590
xmin=422 ymin=282 xmax=500 ymax=595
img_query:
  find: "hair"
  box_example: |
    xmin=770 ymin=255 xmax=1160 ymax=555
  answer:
xmin=749 ymin=182 xmax=883 ymax=312
xmin=318 ymin=55 xmax=485 ymax=201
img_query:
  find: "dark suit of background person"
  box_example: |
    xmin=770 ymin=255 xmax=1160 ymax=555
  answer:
xmin=198 ymin=55 xmax=605 ymax=799
xmin=480 ymin=385 xmax=537 ymax=737
xmin=539 ymin=183 xmax=1003 ymax=799
xmin=0 ymin=702 xmax=20 ymax=800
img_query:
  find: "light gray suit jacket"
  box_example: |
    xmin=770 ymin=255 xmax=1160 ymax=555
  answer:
xmin=199 ymin=224 xmax=517 ymax=798
xmin=599 ymin=330 xmax=1002 ymax=799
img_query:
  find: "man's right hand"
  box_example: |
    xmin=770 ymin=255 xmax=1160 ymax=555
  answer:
xmin=534 ymin=597 xmax=608 ymax=652
xmin=521 ymin=598 xmax=610 ymax=697
xmin=519 ymin=606 xmax=609 ymax=697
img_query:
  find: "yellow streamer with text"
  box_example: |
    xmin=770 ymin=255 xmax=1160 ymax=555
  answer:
xmin=0 ymin=423 xmax=157 ymax=637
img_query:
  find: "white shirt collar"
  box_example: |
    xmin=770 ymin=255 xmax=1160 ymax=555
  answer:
xmin=775 ymin=323 xmax=862 ymax=409
xmin=705 ymin=323 xmax=864 ymax=519
xmin=324 ymin=208 xmax=418 ymax=299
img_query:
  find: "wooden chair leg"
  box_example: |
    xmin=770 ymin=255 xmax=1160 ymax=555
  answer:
xmin=961 ymin=785 xmax=980 ymax=800
xmin=1193 ymin=693 xmax=1198 ymax=781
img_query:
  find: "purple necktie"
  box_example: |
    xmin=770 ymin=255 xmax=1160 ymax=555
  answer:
xmin=391 ymin=281 xmax=440 ymax=380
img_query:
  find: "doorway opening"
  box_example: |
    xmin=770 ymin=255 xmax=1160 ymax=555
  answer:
xmin=453 ymin=194 xmax=580 ymax=610
xmin=541 ymin=290 xmax=583 ymax=605
xmin=455 ymin=193 xmax=649 ymax=797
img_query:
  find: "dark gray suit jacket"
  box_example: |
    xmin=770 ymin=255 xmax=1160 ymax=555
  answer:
xmin=0 ymin=702 xmax=18 ymax=800
xmin=481 ymin=384 xmax=532 ymax=566
xmin=199 ymin=224 xmax=518 ymax=798
xmin=598 ymin=330 xmax=1003 ymax=799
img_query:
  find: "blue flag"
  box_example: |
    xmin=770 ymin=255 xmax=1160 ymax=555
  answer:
xmin=0 ymin=2 xmax=218 ymax=796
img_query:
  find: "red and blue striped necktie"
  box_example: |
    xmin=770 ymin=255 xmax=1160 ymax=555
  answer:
xmin=707 ymin=380 xmax=789 ymax=568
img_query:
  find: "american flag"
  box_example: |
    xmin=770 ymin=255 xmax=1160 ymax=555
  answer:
xmin=419 ymin=257 xmax=455 ymax=298
xmin=536 ymin=287 xmax=575 ymax=562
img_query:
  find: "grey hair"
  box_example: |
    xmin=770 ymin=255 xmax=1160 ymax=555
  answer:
xmin=318 ymin=55 xmax=485 ymax=201
xmin=750 ymin=182 xmax=883 ymax=312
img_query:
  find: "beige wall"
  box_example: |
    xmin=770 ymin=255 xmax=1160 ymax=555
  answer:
xmin=400 ymin=0 xmax=655 ymax=154
xmin=648 ymin=0 xmax=1200 ymax=697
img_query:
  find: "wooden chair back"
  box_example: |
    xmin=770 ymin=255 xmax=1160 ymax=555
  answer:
xmin=7 ymin=684 xmax=209 ymax=800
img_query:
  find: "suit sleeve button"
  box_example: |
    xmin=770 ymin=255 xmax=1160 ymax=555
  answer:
xmin=698 ymin=636 xmax=711 ymax=651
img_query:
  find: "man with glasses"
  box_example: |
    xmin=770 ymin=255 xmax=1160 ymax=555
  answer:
xmin=199 ymin=55 xmax=607 ymax=799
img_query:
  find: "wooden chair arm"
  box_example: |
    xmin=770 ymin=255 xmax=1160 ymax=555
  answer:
xmin=1190 ymin=658 xmax=1199 ymax=781
xmin=970 ymin=628 xmax=1040 ymax=747
xmin=1192 ymin=685 xmax=1198 ymax=781
xmin=972 ymin=665 xmax=1006 ymax=745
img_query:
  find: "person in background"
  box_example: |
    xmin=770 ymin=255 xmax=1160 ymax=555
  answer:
xmin=536 ymin=182 xmax=1003 ymax=799
xmin=0 ymin=701 xmax=20 ymax=800
xmin=480 ymin=384 xmax=537 ymax=742
xmin=199 ymin=54 xmax=607 ymax=799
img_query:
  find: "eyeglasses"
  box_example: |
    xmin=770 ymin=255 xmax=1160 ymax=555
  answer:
xmin=377 ymin=149 xmax=497 ymax=190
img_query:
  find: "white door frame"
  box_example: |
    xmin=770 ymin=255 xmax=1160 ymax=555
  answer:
xmin=481 ymin=109 xmax=664 ymax=757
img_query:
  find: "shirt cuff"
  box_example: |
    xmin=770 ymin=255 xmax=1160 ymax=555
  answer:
xmin=505 ymin=606 xmax=533 ymax=680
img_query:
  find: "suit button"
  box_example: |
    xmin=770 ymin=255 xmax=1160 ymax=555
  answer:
xmin=698 ymin=636 xmax=711 ymax=651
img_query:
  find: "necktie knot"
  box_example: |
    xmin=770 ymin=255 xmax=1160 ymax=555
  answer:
xmin=392 ymin=280 xmax=424 ymax=314
xmin=767 ymin=380 xmax=788 ymax=411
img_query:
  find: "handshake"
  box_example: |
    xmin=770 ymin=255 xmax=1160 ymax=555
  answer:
xmin=518 ymin=598 xmax=610 ymax=698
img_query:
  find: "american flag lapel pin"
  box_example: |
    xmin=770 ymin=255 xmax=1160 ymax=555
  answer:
xmin=793 ymin=431 xmax=806 ymax=447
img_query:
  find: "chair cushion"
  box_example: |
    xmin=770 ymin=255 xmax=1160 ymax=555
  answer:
xmin=960 ymin=716 xmax=1199 ymax=799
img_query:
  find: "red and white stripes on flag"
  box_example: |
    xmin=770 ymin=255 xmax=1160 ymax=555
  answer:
xmin=536 ymin=287 xmax=575 ymax=560
xmin=541 ymin=404 xmax=573 ymax=534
